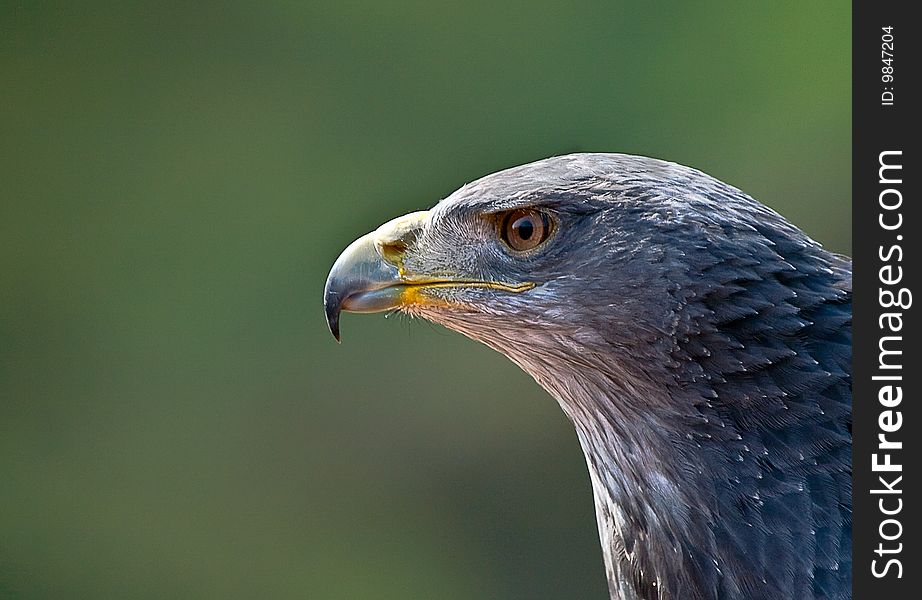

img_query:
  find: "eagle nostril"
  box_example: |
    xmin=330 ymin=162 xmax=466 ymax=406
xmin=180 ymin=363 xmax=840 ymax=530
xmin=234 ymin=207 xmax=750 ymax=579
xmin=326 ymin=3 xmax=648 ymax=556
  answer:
xmin=372 ymin=210 xmax=428 ymax=269
xmin=376 ymin=239 xmax=410 ymax=265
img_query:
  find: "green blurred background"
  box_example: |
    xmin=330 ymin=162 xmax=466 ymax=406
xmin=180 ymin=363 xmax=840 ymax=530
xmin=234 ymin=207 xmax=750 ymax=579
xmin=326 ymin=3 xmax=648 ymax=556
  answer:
xmin=2 ymin=2 xmax=849 ymax=598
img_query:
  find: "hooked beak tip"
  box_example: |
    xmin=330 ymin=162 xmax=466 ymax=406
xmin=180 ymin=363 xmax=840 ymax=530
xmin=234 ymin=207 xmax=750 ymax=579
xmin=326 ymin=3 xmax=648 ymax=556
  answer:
xmin=324 ymin=288 xmax=343 ymax=342
xmin=327 ymin=314 xmax=342 ymax=343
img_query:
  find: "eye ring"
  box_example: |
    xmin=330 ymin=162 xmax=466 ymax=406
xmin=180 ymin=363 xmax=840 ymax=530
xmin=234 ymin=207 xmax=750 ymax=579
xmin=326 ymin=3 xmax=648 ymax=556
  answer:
xmin=499 ymin=209 xmax=553 ymax=252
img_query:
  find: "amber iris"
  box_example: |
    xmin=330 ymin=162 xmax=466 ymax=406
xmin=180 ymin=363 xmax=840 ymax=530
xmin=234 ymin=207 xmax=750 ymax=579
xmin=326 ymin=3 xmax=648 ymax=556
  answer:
xmin=501 ymin=209 xmax=552 ymax=251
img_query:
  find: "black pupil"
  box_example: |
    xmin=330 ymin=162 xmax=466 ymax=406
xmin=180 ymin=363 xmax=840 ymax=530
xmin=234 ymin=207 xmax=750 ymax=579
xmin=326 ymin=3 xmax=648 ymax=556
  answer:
xmin=514 ymin=217 xmax=534 ymax=240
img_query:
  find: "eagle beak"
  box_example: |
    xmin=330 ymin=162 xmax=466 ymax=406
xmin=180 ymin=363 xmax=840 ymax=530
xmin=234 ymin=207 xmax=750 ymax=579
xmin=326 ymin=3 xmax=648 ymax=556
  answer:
xmin=323 ymin=211 xmax=430 ymax=342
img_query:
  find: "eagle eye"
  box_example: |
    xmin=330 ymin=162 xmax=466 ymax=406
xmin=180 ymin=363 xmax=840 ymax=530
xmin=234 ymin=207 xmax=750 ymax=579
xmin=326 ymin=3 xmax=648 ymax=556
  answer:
xmin=499 ymin=209 xmax=553 ymax=252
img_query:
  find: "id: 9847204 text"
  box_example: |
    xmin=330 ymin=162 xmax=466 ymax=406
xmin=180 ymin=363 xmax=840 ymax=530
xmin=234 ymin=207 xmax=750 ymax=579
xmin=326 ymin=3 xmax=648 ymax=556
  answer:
xmin=881 ymin=26 xmax=895 ymax=106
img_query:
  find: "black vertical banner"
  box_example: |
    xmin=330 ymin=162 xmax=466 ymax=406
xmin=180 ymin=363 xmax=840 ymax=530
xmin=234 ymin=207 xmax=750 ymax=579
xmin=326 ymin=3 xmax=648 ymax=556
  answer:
xmin=853 ymin=1 xmax=917 ymax=597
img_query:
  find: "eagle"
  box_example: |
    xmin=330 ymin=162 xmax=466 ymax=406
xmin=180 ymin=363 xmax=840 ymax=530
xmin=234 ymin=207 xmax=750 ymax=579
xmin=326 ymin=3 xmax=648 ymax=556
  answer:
xmin=323 ymin=154 xmax=852 ymax=600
